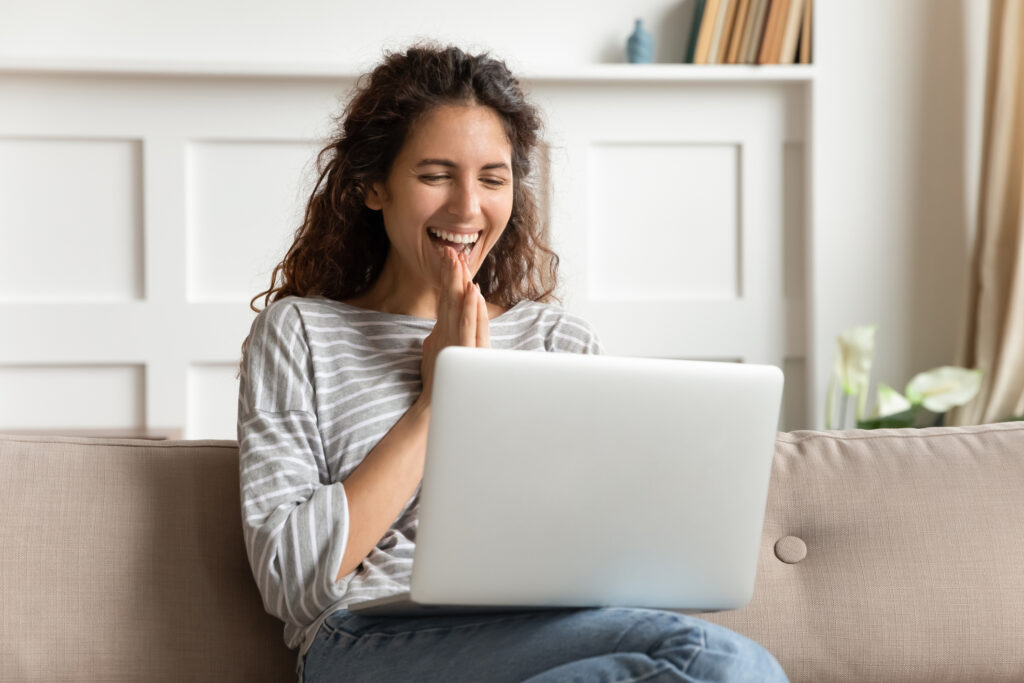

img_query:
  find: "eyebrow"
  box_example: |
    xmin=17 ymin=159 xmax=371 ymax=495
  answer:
xmin=416 ymin=158 xmax=511 ymax=172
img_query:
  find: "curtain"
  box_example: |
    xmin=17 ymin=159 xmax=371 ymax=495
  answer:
xmin=951 ymin=0 xmax=1024 ymax=425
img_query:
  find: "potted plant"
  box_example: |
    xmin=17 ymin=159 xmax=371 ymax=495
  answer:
xmin=825 ymin=325 xmax=983 ymax=429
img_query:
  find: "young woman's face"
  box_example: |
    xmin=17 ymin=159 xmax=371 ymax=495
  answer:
xmin=366 ymin=104 xmax=514 ymax=290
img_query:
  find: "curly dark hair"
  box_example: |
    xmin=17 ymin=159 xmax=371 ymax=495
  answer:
xmin=251 ymin=44 xmax=559 ymax=313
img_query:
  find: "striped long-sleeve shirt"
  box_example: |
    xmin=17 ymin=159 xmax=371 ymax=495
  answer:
xmin=237 ymin=295 xmax=602 ymax=659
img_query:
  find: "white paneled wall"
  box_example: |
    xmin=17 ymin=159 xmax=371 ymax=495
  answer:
xmin=0 ymin=67 xmax=811 ymax=438
xmin=1 ymin=1 xmax=988 ymax=431
xmin=187 ymin=363 xmax=243 ymax=439
xmin=537 ymin=81 xmax=806 ymax=377
xmin=0 ymin=73 xmax=345 ymax=438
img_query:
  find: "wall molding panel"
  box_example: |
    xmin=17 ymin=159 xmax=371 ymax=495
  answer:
xmin=0 ymin=363 xmax=145 ymax=431
xmin=586 ymin=141 xmax=741 ymax=302
xmin=185 ymin=139 xmax=320 ymax=303
xmin=0 ymin=135 xmax=144 ymax=302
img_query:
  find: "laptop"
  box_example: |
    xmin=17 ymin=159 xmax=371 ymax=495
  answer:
xmin=349 ymin=347 xmax=783 ymax=616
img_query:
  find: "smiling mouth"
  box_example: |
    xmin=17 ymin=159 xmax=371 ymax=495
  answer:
xmin=427 ymin=227 xmax=480 ymax=257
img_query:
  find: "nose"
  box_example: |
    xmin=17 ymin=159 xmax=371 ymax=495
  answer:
xmin=446 ymin=178 xmax=481 ymax=220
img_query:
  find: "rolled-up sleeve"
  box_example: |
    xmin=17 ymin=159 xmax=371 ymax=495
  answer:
xmin=237 ymin=301 xmax=350 ymax=635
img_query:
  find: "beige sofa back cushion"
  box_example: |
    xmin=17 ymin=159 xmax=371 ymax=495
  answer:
xmin=0 ymin=436 xmax=294 ymax=681
xmin=701 ymin=421 xmax=1024 ymax=682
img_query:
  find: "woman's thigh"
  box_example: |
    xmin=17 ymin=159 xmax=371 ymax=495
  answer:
xmin=300 ymin=607 xmax=787 ymax=683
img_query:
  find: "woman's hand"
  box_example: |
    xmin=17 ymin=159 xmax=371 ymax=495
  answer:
xmin=418 ymin=247 xmax=490 ymax=406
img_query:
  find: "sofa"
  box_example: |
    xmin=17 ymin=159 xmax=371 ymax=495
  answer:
xmin=2 ymin=421 xmax=1023 ymax=682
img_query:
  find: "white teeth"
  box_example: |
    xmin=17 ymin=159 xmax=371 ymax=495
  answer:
xmin=428 ymin=227 xmax=480 ymax=244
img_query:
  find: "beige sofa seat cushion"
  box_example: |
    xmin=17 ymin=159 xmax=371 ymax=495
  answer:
xmin=701 ymin=422 xmax=1024 ymax=682
xmin=0 ymin=435 xmax=293 ymax=682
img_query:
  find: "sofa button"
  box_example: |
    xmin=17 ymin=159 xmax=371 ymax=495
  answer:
xmin=774 ymin=536 xmax=807 ymax=564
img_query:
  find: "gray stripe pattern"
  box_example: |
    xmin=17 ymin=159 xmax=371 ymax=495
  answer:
xmin=237 ymin=295 xmax=602 ymax=654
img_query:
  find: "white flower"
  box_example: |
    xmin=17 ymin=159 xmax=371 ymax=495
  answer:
xmin=905 ymin=366 xmax=983 ymax=412
xmin=834 ymin=325 xmax=876 ymax=421
xmin=876 ymin=383 xmax=912 ymax=418
xmin=834 ymin=325 xmax=876 ymax=395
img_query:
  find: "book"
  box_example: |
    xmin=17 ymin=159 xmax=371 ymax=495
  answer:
xmin=761 ymin=0 xmax=782 ymax=62
xmin=798 ymin=0 xmax=813 ymax=64
xmin=715 ymin=0 xmax=741 ymax=64
xmin=742 ymin=0 xmax=770 ymax=64
xmin=778 ymin=0 xmax=806 ymax=64
xmin=685 ymin=0 xmax=708 ymax=63
xmin=693 ymin=0 xmax=721 ymax=64
xmin=725 ymin=0 xmax=752 ymax=64
xmin=735 ymin=0 xmax=757 ymax=63
xmin=706 ymin=0 xmax=733 ymax=65
xmin=758 ymin=0 xmax=790 ymax=64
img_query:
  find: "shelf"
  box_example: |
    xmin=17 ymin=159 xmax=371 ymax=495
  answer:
xmin=525 ymin=64 xmax=816 ymax=83
xmin=0 ymin=57 xmax=816 ymax=83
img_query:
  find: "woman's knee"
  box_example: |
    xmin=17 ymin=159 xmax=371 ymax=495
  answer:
xmin=676 ymin=617 xmax=788 ymax=683
xmin=625 ymin=612 xmax=786 ymax=683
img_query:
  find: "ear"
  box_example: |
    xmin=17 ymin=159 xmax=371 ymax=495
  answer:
xmin=364 ymin=182 xmax=386 ymax=211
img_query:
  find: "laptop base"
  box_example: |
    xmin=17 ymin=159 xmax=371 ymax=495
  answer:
xmin=348 ymin=593 xmax=721 ymax=618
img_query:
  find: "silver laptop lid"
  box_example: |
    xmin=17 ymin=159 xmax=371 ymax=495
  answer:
xmin=412 ymin=347 xmax=783 ymax=611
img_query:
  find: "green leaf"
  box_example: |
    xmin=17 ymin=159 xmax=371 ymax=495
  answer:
xmin=905 ymin=366 xmax=983 ymax=412
xmin=857 ymin=408 xmax=917 ymax=430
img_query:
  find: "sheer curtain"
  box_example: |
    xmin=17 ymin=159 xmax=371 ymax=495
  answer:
xmin=951 ymin=0 xmax=1024 ymax=425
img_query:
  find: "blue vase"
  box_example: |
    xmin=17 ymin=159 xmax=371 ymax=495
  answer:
xmin=627 ymin=18 xmax=654 ymax=64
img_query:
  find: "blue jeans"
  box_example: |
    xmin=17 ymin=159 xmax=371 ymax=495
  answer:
xmin=300 ymin=607 xmax=788 ymax=682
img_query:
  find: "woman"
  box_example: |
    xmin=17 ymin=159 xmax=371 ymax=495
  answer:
xmin=239 ymin=44 xmax=788 ymax=682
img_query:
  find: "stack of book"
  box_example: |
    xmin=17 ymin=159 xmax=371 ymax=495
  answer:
xmin=685 ymin=0 xmax=813 ymax=65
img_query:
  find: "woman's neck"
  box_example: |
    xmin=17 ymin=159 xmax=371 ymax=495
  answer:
xmin=347 ymin=264 xmax=440 ymax=319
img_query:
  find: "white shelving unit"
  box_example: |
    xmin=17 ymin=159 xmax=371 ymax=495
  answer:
xmin=0 ymin=56 xmax=815 ymax=81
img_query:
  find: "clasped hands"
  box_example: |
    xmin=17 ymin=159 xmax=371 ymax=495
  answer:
xmin=419 ymin=246 xmax=490 ymax=403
